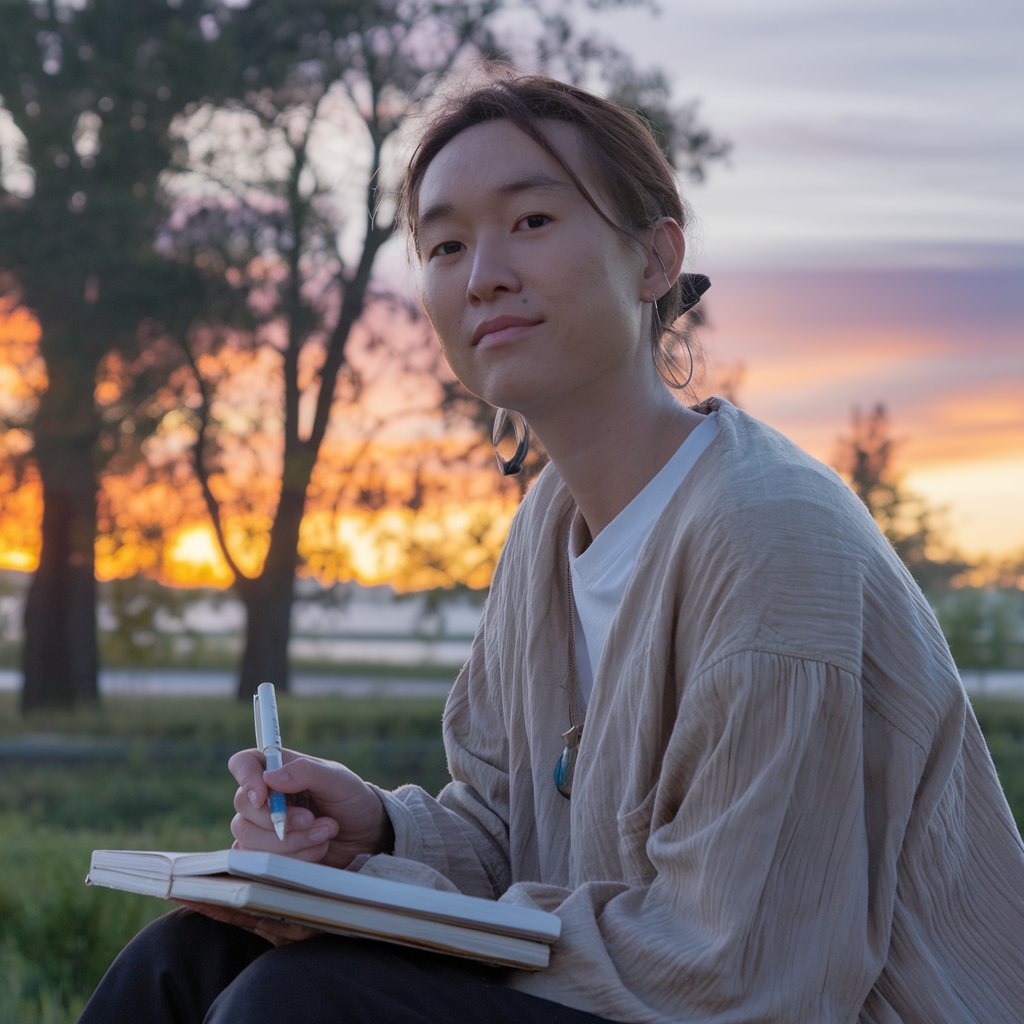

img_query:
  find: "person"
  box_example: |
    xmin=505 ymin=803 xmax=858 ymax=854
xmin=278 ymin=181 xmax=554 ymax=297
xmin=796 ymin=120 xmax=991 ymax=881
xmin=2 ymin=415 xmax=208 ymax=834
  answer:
xmin=80 ymin=73 xmax=1024 ymax=1024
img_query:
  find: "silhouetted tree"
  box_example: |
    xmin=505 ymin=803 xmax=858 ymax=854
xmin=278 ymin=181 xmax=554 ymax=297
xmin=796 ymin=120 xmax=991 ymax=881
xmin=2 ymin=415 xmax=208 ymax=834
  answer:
xmin=0 ymin=0 xmax=230 ymax=711
xmin=165 ymin=0 xmax=729 ymax=697
xmin=833 ymin=403 xmax=969 ymax=592
xmin=2 ymin=0 xmax=728 ymax=706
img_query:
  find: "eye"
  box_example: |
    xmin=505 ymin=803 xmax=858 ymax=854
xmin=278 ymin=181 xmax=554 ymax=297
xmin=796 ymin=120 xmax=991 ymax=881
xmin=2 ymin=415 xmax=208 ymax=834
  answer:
xmin=517 ymin=214 xmax=551 ymax=231
xmin=428 ymin=240 xmax=464 ymax=259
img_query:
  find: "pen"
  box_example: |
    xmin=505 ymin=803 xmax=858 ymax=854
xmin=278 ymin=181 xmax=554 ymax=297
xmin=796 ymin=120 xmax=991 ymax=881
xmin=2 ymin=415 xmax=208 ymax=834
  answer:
xmin=253 ymin=682 xmax=287 ymax=842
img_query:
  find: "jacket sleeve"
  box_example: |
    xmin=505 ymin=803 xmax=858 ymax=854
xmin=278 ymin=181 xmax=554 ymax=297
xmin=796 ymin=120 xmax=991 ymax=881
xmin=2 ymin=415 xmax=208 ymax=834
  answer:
xmin=372 ymin=574 xmax=518 ymax=901
xmin=375 ymin=648 xmax=903 ymax=1021
xmin=503 ymin=651 xmax=902 ymax=1023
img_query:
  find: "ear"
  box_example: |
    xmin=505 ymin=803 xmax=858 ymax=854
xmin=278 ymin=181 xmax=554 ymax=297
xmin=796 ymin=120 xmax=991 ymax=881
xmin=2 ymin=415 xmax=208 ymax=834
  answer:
xmin=641 ymin=218 xmax=686 ymax=300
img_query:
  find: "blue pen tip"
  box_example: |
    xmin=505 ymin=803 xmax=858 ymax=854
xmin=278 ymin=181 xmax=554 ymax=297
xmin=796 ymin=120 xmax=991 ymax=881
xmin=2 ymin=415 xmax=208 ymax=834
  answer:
xmin=269 ymin=791 xmax=287 ymax=841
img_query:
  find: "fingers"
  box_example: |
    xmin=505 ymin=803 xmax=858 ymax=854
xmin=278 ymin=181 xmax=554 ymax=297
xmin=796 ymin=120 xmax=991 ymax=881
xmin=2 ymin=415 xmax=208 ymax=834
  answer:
xmin=265 ymin=756 xmax=388 ymax=852
xmin=260 ymin=753 xmax=348 ymax=797
xmin=229 ymin=748 xmax=340 ymax=857
xmin=231 ymin=781 xmax=317 ymax=832
xmin=227 ymin=747 xmax=271 ymax=808
xmin=227 ymin=745 xmax=386 ymax=868
xmin=229 ymin=805 xmax=339 ymax=861
xmin=228 ymin=747 xmax=313 ymax=820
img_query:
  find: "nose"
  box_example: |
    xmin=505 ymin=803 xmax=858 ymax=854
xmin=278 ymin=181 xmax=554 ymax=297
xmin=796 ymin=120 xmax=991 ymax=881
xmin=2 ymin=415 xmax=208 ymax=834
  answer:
xmin=466 ymin=236 xmax=520 ymax=304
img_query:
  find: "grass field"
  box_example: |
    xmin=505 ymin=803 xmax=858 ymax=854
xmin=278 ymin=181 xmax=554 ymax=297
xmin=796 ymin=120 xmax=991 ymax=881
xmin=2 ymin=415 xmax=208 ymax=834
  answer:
xmin=1 ymin=692 xmax=1022 ymax=1024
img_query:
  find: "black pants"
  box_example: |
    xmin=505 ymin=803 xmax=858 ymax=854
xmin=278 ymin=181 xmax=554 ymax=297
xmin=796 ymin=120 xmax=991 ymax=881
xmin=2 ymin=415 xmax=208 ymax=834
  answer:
xmin=78 ymin=909 xmax=615 ymax=1023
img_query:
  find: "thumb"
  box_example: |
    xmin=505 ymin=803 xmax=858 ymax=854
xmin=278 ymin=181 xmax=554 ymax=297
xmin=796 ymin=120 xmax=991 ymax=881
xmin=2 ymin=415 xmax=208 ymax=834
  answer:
xmin=264 ymin=752 xmax=351 ymax=797
xmin=264 ymin=754 xmax=384 ymax=848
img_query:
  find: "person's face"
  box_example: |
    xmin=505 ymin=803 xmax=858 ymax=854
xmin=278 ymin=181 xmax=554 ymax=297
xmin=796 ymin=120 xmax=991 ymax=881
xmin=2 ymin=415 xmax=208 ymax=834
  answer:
xmin=415 ymin=119 xmax=651 ymax=419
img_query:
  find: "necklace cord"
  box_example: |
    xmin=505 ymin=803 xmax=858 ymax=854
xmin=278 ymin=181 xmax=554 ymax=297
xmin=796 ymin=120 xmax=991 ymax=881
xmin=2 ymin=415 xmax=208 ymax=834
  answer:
xmin=555 ymin=538 xmax=584 ymax=798
xmin=565 ymin=557 xmax=583 ymax=731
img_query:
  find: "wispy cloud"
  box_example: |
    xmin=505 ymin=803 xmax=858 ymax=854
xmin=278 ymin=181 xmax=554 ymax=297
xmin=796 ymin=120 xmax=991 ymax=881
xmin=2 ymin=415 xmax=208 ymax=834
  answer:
xmin=587 ymin=0 xmax=1024 ymax=555
xmin=699 ymin=263 xmax=1024 ymax=468
xmin=596 ymin=0 xmax=1023 ymax=270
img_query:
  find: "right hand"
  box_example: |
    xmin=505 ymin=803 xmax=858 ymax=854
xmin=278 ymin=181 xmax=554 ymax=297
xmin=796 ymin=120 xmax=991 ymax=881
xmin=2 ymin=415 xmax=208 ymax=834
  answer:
xmin=228 ymin=748 xmax=392 ymax=870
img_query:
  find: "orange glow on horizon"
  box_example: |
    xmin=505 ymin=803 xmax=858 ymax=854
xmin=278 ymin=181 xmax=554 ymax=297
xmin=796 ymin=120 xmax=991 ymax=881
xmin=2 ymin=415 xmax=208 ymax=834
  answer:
xmin=163 ymin=525 xmax=235 ymax=588
xmin=2 ymin=291 xmax=1021 ymax=591
xmin=0 ymin=483 xmax=520 ymax=592
xmin=0 ymin=549 xmax=36 ymax=572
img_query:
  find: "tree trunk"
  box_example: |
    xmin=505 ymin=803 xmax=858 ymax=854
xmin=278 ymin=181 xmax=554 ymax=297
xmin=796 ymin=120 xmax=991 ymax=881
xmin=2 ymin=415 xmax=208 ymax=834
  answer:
xmin=236 ymin=573 xmax=297 ymax=699
xmin=234 ymin=475 xmax=308 ymax=699
xmin=20 ymin=450 xmax=99 ymax=712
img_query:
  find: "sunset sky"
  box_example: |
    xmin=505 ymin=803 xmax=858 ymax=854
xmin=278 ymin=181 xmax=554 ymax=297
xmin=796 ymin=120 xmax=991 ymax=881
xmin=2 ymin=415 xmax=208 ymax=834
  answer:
xmin=1 ymin=0 xmax=1020 ymax=587
xmin=593 ymin=0 xmax=1023 ymax=558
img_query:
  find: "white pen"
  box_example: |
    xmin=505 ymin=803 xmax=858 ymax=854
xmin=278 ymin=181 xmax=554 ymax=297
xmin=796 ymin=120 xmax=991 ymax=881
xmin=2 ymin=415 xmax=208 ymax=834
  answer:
xmin=253 ymin=682 xmax=287 ymax=841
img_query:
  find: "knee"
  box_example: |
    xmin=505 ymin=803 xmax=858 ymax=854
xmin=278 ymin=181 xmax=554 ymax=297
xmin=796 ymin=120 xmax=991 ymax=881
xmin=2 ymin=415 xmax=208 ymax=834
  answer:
xmin=115 ymin=908 xmax=215 ymax=967
xmin=206 ymin=940 xmax=320 ymax=1022
xmin=149 ymin=907 xmax=259 ymax=951
xmin=205 ymin=937 xmax=405 ymax=1022
xmin=81 ymin=909 xmax=269 ymax=1023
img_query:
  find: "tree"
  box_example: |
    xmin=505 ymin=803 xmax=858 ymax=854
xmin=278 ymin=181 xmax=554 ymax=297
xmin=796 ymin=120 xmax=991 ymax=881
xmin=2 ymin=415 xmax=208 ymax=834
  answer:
xmin=833 ymin=403 xmax=969 ymax=592
xmin=162 ymin=0 xmax=730 ymax=697
xmin=0 ymin=0 xmax=231 ymax=711
xmin=2 ymin=0 xmax=727 ymax=707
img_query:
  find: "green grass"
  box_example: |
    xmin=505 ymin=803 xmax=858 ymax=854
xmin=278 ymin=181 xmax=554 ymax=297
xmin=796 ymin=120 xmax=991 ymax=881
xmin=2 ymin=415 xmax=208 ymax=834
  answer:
xmin=0 ymin=693 xmax=448 ymax=1024
xmin=1 ymin=692 xmax=1022 ymax=1023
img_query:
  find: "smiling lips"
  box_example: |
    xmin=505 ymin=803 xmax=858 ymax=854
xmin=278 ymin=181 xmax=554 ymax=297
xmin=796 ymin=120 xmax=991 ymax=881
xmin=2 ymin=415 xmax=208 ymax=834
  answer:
xmin=471 ymin=315 xmax=543 ymax=348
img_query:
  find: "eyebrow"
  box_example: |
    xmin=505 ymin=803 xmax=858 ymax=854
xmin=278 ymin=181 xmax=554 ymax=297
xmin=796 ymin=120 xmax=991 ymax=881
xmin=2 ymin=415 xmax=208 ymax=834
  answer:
xmin=417 ymin=173 xmax=574 ymax=232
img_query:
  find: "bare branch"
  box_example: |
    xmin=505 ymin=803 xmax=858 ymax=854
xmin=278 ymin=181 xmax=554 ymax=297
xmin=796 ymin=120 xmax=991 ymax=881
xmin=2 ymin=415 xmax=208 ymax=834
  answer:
xmin=178 ymin=335 xmax=251 ymax=585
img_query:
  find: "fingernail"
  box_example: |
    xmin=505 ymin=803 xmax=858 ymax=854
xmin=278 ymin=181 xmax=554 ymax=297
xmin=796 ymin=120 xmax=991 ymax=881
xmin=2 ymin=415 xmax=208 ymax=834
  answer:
xmin=248 ymin=789 xmax=261 ymax=809
xmin=309 ymin=825 xmax=333 ymax=843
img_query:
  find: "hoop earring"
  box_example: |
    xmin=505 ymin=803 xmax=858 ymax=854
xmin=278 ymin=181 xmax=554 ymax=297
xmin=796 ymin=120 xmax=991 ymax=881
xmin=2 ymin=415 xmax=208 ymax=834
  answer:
xmin=651 ymin=299 xmax=694 ymax=391
xmin=492 ymin=407 xmax=529 ymax=476
xmin=651 ymin=295 xmax=664 ymax=338
xmin=649 ymin=271 xmax=708 ymax=391
xmin=655 ymin=336 xmax=694 ymax=391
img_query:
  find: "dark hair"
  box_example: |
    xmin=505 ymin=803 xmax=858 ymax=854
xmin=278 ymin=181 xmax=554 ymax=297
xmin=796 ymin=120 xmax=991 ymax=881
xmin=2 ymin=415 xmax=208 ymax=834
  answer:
xmin=400 ymin=73 xmax=700 ymax=380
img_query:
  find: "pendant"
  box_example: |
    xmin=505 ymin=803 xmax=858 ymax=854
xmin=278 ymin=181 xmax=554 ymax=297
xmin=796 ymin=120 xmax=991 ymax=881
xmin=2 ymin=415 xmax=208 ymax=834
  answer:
xmin=554 ymin=724 xmax=583 ymax=800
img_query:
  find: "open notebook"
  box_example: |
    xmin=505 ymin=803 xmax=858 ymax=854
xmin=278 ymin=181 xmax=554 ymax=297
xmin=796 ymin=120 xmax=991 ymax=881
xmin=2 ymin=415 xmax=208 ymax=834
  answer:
xmin=87 ymin=848 xmax=560 ymax=970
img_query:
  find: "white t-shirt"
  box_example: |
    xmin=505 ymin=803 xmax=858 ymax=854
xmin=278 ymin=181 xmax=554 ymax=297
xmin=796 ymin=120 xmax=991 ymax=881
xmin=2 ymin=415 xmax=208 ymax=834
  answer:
xmin=568 ymin=412 xmax=719 ymax=702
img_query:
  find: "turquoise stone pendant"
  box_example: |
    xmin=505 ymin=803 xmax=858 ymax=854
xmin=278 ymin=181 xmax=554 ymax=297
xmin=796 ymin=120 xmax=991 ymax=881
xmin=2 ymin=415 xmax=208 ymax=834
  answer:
xmin=554 ymin=724 xmax=583 ymax=799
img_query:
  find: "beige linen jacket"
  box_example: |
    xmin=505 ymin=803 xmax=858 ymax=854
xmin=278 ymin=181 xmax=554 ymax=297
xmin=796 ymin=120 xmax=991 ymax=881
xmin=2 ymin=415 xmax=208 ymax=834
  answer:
xmin=377 ymin=399 xmax=1024 ymax=1023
